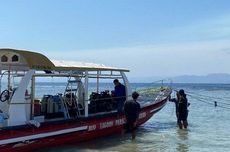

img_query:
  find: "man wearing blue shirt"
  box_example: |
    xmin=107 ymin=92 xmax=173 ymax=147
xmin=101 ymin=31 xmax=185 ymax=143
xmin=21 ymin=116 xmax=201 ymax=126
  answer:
xmin=113 ymin=79 xmax=126 ymax=114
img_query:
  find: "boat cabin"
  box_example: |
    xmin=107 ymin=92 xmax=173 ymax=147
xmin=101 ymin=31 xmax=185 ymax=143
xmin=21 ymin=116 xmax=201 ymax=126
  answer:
xmin=0 ymin=49 xmax=131 ymax=127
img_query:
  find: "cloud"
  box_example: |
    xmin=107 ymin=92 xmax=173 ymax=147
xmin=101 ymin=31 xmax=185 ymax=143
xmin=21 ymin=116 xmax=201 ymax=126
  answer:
xmin=220 ymin=47 xmax=230 ymax=54
xmin=43 ymin=14 xmax=230 ymax=78
xmin=164 ymin=14 xmax=230 ymax=42
xmin=45 ymin=39 xmax=230 ymax=77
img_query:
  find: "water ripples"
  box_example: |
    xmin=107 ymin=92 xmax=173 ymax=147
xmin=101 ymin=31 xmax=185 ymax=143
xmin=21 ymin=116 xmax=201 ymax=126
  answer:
xmin=37 ymin=83 xmax=230 ymax=152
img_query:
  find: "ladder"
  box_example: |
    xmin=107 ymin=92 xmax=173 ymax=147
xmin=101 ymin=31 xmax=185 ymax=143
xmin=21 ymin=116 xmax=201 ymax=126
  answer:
xmin=63 ymin=77 xmax=82 ymax=118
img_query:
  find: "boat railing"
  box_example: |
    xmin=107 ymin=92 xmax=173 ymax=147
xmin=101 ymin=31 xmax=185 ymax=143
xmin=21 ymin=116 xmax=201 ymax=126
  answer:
xmin=137 ymin=79 xmax=172 ymax=106
xmin=0 ymin=87 xmax=171 ymax=128
xmin=139 ymin=87 xmax=171 ymax=107
xmin=33 ymin=88 xmax=171 ymax=117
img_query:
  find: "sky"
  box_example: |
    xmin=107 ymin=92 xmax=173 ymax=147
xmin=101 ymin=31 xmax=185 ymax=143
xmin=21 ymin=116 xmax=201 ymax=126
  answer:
xmin=1 ymin=0 xmax=230 ymax=80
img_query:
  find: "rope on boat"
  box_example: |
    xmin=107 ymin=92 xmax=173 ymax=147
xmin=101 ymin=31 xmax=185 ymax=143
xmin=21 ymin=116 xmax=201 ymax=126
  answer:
xmin=173 ymin=89 xmax=230 ymax=110
xmin=151 ymin=79 xmax=173 ymax=87
xmin=186 ymin=90 xmax=230 ymax=105
xmin=185 ymin=90 xmax=230 ymax=107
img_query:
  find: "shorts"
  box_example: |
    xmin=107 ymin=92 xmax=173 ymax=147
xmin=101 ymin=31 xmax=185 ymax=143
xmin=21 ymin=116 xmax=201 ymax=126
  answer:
xmin=124 ymin=121 xmax=137 ymax=132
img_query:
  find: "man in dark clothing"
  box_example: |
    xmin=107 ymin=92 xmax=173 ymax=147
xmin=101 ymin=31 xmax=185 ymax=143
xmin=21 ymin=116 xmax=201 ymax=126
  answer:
xmin=169 ymin=92 xmax=180 ymax=125
xmin=124 ymin=91 xmax=141 ymax=140
xmin=113 ymin=79 xmax=126 ymax=114
xmin=178 ymin=89 xmax=189 ymax=129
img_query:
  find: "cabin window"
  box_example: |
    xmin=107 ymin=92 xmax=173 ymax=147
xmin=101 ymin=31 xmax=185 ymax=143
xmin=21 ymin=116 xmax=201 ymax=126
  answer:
xmin=1 ymin=55 xmax=8 ymax=62
xmin=12 ymin=55 xmax=19 ymax=62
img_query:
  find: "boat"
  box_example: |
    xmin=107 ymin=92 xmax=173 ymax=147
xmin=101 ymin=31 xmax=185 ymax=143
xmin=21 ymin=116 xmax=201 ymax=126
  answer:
xmin=0 ymin=48 xmax=172 ymax=152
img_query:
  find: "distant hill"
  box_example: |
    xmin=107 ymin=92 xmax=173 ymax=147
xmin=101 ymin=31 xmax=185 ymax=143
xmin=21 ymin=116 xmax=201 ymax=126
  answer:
xmin=129 ymin=73 xmax=230 ymax=84
xmin=171 ymin=73 xmax=230 ymax=84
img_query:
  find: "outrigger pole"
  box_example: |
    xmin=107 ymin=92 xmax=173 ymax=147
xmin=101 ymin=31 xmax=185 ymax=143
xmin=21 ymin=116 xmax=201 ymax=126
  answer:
xmin=84 ymin=70 xmax=89 ymax=117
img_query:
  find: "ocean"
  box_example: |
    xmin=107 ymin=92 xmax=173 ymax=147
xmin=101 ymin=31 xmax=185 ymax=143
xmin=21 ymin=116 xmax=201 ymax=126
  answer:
xmin=36 ymin=83 xmax=230 ymax=152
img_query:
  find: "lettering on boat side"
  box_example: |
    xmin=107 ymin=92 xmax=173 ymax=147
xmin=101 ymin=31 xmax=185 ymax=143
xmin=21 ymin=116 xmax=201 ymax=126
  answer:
xmin=139 ymin=112 xmax=146 ymax=119
xmin=88 ymin=125 xmax=96 ymax=131
xmin=89 ymin=118 xmax=125 ymax=131
xmin=115 ymin=118 xmax=125 ymax=126
xmin=100 ymin=121 xmax=114 ymax=129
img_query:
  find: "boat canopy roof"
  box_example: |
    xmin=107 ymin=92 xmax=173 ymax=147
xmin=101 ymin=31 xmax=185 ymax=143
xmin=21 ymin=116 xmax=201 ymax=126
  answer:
xmin=0 ymin=48 xmax=129 ymax=72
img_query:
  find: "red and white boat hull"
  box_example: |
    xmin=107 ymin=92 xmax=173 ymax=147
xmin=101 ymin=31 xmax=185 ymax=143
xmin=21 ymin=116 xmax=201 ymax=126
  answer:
xmin=0 ymin=98 xmax=168 ymax=152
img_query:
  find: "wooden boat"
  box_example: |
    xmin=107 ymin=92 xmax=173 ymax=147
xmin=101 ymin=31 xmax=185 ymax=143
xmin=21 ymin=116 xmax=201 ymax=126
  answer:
xmin=0 ymin=48 xmax=171 ymax=152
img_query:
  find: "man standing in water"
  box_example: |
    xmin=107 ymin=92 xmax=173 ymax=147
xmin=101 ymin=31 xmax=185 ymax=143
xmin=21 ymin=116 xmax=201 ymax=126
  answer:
xmin=178 ymin=89 xmax=189 ymax=129
xmin=169 ymin=92 xmax=180 ymax=125
xmin=124 ymin=91 xmax=141 ymax=140
xmin=113 ymin=79 xmax=126 ymax=114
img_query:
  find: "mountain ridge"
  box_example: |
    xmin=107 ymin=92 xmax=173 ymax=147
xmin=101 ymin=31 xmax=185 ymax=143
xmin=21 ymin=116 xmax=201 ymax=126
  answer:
xmin=129 ymin=73 xmax=230 ymax=83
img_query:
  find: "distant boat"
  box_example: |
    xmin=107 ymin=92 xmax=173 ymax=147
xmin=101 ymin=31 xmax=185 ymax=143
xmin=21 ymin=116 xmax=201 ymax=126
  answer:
xmin=0 ymin=49 xmax=171 ymax=152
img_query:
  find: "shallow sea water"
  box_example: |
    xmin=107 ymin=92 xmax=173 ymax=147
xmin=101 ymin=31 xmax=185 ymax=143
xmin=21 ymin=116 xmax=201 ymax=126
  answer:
xmin=36 ymin=83 xmax=230 ymax=152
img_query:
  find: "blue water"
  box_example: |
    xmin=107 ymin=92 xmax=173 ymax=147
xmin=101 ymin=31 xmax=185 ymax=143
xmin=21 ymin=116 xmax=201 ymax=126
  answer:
xmin=36 ymin=83 xmax=230 ymax=152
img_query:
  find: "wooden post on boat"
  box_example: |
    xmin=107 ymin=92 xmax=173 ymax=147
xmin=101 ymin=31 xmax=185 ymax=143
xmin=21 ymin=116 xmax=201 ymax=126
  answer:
xmin=31 ymin=75 xmax=35 ymax=119
xmin=84 ymin=70 xmax=88 ymax=117
xmin=7 ymin=66 xmax=11 ymax=95
xmin=96 ymin=71 xmax=99 ymax=93
xmin=0 ymin=70 xmax=1 ymax=93
xmin=121 ymin=72 xmax=132 ymax=101
xmin=8 ymin=70 xmax=35 ymax=126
